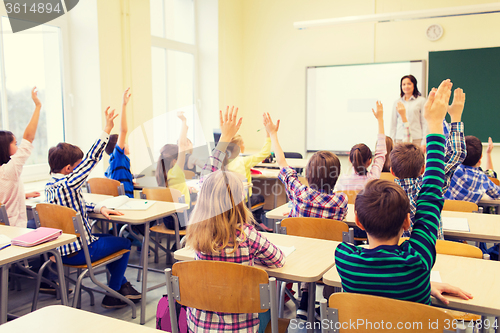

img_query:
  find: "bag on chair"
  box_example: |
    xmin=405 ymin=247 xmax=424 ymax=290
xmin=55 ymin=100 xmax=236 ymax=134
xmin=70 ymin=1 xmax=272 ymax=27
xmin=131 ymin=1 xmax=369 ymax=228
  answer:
xmin=156 ymin=295 xmax=188 ymax=333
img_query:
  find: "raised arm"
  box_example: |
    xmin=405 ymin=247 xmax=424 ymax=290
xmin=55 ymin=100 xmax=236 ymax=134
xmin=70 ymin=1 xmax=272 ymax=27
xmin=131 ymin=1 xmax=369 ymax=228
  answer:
xmin=23 ymin=87 xmax=42 ymax=143
xmin=390 ymin=102 xmax=398 ymax=140
xmin=263 ymin=112 xmax=288 ymax=168
xmin=486 ymin=137 xmax=494 ymax=171
xmin=176 ymin=111 xmax=189 ymax=170
xmin=397 ymin=101 xmax=412 ymax=142
xmin=117 ymin=88 xmax=131 ymax=149
xmin=369 ymin=101 xmax=387 ymax=179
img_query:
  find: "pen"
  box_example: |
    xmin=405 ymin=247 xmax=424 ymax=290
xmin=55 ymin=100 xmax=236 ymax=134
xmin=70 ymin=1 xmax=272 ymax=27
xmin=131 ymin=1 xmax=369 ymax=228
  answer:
xmin=257 ymin=127 xmax=265 ymax=132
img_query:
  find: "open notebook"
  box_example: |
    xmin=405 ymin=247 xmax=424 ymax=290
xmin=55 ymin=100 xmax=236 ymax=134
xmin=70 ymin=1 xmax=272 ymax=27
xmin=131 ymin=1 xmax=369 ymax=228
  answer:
xmin=99 ymin=195 xmax=156 ymax=211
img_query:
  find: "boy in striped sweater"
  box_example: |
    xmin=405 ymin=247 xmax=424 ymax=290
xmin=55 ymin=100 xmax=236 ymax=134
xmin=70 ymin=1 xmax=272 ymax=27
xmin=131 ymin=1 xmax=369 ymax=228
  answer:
xmin=335 ymin=80 xmax=470 ymax=305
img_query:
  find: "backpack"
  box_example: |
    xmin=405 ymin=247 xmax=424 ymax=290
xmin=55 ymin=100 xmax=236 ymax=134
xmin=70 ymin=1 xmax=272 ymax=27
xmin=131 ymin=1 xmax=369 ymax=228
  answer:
xmin=156 ymin=295 xmax=188 ymax=332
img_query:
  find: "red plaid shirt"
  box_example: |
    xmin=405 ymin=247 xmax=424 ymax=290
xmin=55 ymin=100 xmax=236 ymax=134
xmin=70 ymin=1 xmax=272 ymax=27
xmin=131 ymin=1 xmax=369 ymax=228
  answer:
xmin=279 ymin=167 xmax=348 ymax=220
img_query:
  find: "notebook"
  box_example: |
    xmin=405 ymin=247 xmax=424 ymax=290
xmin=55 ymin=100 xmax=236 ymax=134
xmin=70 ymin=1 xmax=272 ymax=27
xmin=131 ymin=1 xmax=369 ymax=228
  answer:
xmin=99 ymin=195 xmax=156 ymax=211
xmin=0 ymin=234 xmax=11 ymax=250
xmin=11 ymin=227 xmax=62 ymax=247
xmin=442 ymin=217 xmax=470 ymax=232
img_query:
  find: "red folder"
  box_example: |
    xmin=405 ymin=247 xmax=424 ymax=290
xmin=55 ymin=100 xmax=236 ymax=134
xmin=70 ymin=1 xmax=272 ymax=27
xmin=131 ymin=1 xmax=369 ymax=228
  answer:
xmin=11 ymin=227 xmax=63 ymax=247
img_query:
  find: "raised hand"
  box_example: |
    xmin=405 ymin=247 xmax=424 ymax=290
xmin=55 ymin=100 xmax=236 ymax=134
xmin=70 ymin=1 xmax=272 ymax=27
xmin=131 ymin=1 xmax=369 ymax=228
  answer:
xmin=219 ymin=106 xmax=242 ymax=142
xmin=177 ymin=111 xmax=187 ymax=122
xmin=372 ymin=101 xmax=383 ymax=121
xmin=123 ymin=87 xmax=132 ymax=106
xmin=487 ymin=137 xmax=494 ymax=154
xmin=447 ymin=88 xmax=465 ymax=123
xmin=263 ymin=113 xmax=280 ymax=136
xmin=424 ymin=80 xmax=452 ymax=134
xmin=31 ymin=87 xmax=41 ymax=107
xmin=104 ymin=107 xmax=118 ymax=134
xmin=396 ymin=101 xmax=407 ymax=122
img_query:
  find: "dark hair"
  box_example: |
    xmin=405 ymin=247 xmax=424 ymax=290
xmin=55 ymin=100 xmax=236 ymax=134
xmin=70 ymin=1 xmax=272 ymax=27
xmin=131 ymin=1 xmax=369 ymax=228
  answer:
xmin=349 ymin=144 xmax=372 ymax=176
xmin=382 ymin=136 xmax=394 ymax=173
xmin=105 ymin=134 xmax=118 ymax=155
xmin=463 ymin=136 xmax=483 ymax=167
xmin=156 ymin=144 xmax=179 ymax=187
xmin=305 ymin=151 xmax=341 ymax=193
xmin=0 ymin=131 xmax=15 ymax=166
xmin=390 ymin=143 xmax=424 ymax=179
xmin=355 ymin=179 xmax=410 ymax=240
xmin=48 ymin=143 xmax=84 ymax=173
xmin=400 ymin=75 xmax=421 ymax=98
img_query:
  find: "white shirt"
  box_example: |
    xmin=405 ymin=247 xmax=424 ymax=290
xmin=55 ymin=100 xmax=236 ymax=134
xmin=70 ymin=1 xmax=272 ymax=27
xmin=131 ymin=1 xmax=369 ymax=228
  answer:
xmin=0 ymin=139 xmax=33 ymax=227
xmin=390 ymin=95 xmax=427 ymax=141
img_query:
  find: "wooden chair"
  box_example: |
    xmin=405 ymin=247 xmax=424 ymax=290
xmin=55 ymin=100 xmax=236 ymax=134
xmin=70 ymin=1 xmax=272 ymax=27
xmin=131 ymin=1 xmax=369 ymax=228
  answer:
xmin=165 ymin=261 xmax=289 ymax=333
xmin=320 ymin=293 xmax=463 ymax=333
xmin=86 ymin=178 xmax=124 ymax=196
xmin=489 ymin=177 xmax=500 ymax=186
xmin=341 ymin=190 xmax=360 ymax=205
xmin=380 ymin=172 xmax=396 ymax=182
xmin=399 ymin=238 xmax=483 ymax=259
xmin=183 ymin=170 xmax=196 ymax=179
xmin=32 ymin=203 xmax=135 ymax=317
xmin=0 ymin=203 xmax=8 ymax=225
xmin=443 ymin=200 xmax=479 ymax=213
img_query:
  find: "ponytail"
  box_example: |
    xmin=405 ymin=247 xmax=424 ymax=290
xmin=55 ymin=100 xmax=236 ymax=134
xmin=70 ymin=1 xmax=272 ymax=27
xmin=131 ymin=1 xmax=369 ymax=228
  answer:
xmin=349 ymin=144 xmax=372 ymax=176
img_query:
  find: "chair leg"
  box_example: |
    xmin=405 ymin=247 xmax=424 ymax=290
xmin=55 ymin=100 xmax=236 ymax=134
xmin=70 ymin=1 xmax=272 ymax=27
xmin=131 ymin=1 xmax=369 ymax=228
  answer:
xmin=136 ymin=248 xmax=143 ymax=282
xmin=278 ymin=282 xmax=286 ymax=318
xmin=31 ymin=259 xmax=52 ymax=311
xmin=154 ymin=231 xmax=159 ymax=264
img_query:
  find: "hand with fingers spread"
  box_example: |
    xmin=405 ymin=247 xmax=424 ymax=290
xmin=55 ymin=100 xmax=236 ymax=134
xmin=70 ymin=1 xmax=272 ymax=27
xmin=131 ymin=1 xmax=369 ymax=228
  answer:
xmin=104 ymin=107 xmax=118 ymax=134
xmin=263 ymin=112 xmax=280 ymax=136
xmin=263 ymin=112 xmax=288 ymax=168
xmin=219 ymin=106 xmax=242 ymax=143
xmin=396 ymin=101 xmax=407 ymax=123
xmin=448 ymin=88 xmax=465 ymax=123
xmin=424 ymin=80 xmax=452 ymax=135
xmin=123 ymin=87 xmax=132 ymax=106
xmin=372 ymin=101 xmax=385 ymax=134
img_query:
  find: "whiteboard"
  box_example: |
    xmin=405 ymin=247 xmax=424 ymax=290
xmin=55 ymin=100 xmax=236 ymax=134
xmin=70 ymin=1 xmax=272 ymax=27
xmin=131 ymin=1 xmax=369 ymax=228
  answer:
xmin=306 ymin=61 xmax=426 ymax=153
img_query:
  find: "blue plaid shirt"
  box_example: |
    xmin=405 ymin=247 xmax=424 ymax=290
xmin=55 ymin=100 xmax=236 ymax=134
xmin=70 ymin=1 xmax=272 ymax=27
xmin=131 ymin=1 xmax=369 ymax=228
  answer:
xmin=396 ymin=122 xmax=466 ymax=239
xmin=444 ymin=165 xmax=500 ymax=203
xmin=45 ymin=132 xmax=109 ymax=256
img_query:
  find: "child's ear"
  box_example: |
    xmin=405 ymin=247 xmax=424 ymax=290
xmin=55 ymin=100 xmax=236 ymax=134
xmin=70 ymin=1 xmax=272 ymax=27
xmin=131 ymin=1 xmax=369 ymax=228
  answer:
xmin=390 ymin=167 xmax=396 ymax=177
xmin=419 ymin=165 xmax=425 ymax=176
xmin=402 ymin=213 xmax=411 ymax=231
xmin=354 ymin=212 xmax=366 ymax=231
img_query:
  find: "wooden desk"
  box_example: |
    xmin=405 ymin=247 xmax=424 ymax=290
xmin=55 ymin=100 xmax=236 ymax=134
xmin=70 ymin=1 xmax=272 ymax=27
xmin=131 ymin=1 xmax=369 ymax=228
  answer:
xmin=266 ymin=203 xmax=500 ymax=243
xmin=322 ymin=253 xmax=500 ymax=316
xmin=0 ymin=305 xmax=159 ymax=332
xmin=84 ymin=193 xmax=188 ymax=325
xmin=0 ymin=226 xmax=76 ymax=324
xmin=174 ymin=232 xmax=340 ymax=329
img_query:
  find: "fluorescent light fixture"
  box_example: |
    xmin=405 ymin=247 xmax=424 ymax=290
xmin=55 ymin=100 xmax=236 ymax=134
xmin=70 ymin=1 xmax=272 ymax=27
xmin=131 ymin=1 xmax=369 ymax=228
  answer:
xmin=294 ymin=3 xmax=500 ymax=29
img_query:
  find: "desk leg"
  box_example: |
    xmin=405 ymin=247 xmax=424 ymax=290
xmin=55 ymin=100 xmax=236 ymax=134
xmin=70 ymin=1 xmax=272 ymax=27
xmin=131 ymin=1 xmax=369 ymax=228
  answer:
xmin=49 ymin=250 xmax=68 ymax=306
xmin=0 ymin=265 xmax=8 ymax=324
xmin=140 ymin=225 xmax=150 ymax=325
xmin=307 ymin=282 xmax=315 ymax=333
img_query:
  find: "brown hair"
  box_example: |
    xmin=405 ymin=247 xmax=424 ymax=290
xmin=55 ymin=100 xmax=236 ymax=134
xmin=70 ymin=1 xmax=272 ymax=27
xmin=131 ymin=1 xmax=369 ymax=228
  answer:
xmin=105 ymin=134 xmax=118 ymax=155
xmin=355 ymin=179 xmax=410 ymax=240
xmin=463 ymin=136 xmax=482 ymax=167
xmin=48 ymin=143 xmax=84 ymax=173
xmin=186 ymin=170 xmax=253 ymax=254
xmin=382 ymin=136 xmax=394 ymax=173
xmin=349 ymin=144 xmax=372 ymax=176
xmin=223 ymin=135 xmax=243 ymax=167
xmin=400 ymin=74 xmax=421 ymax=98
xmin=0 ymin=131 xmax=14 ymax=166
xmin=156 ymin=144 xmax=179 ymax=187
xmin=389 ymin=143 xmax=424 ymax=179
xmin=305 ymin=151 xmax=341 ymax=193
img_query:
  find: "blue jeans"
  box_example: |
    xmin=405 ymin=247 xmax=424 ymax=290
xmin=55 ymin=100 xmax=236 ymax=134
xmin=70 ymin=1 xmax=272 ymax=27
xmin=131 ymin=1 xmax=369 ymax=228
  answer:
xmin=62 ymin=234 xmax=131 ymax=291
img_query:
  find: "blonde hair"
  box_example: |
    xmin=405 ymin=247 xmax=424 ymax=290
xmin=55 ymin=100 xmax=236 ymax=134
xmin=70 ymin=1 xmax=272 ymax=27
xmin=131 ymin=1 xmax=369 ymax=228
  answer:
xmin=186 ymin=170 xmax=255 ymax=254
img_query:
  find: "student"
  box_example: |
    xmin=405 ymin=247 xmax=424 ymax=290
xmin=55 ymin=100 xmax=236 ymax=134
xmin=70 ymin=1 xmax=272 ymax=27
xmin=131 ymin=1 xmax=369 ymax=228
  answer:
xmin=390 ymin=87 xmax=466 ymax=239
xmin=335 ymin=79 xmax=472 ymax=304
xmin=185 ymin=106 xmax=285 ymax=333
xmin=183 ymin=138 xmax=205 ymax=173
xmin=45 ymin=107 xmax=141 ymax=309
xmin=225 ymin=127 xmax=271 ymax=231
xmin=382 ymin=106 xmax=412 ymax=173
xmin=445 ymin=135 xmax=500 ymax=203
xmin=336 ymin=101 xmax=386 ymax=191
xmin=156 ymin=112 xmax=195 ymax=207
xmin=104 ymin=88 xmax=134 ymax=198
xmin=0 ymin=88 xmax=41 ymax=228
xmin=263 ymin=111 xmax=347 ymax=319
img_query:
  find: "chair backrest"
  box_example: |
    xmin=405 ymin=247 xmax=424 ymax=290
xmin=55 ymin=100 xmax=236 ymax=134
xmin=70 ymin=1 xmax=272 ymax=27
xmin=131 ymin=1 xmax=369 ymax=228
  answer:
xmin=321 ymin=293 xmax=457 ymax=333
xmin=489 ymin=177 xmax=500 ymax=186
xmin=0 ymin=203 xmax=9 ymax=226
xmin=280 ymin=217 xmax=349 ymax=242
xmin=87 ymin=178 xmax=124 ymax=196
xmin=34 ymin=203 xmax=78 ymax=235
xmin=399 ymin=238 xmax=483 ymax=259
xmin=298 ymin=177 xmax=308 ymax=186
xmin=284 ymin=152 xmax=303 ymax=159
xmin=340 ymin=190 xmax=360 ymax=205
xmin=443 ymin=200 xmax=478 ymax=213
xmin=141 ymin=187 xmax=183 ymax=203
xmin=183 ymin=170 xmax=196 ymax=180
xmin=380 ymin=172 xmax=396 ymax=182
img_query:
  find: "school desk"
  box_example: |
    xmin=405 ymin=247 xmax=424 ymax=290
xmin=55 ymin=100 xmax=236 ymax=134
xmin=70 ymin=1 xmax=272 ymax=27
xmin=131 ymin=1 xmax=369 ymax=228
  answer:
xmin=0 ymin=225 xmax=76 ymax=324
xmin=322 ymin=253 xmax=500 ymax=317
xmin=257 ymin=158 xmax=309 ymax=169
xmin=251 ymin=168 xmax=287 ymax=210
xmin=0 ymin=305 xmax=159 ymax=332
xmin=266 ymin=203 xmax=500 ymax=243
xmin=84 ymin=193 xmax=188 ymax=325
xmin=174 ymin=232 xmax=340 ymax=332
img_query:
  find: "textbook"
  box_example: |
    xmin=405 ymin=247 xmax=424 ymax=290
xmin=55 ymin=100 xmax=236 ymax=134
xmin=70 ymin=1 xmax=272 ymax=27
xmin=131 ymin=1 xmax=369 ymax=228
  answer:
xmin=0 ymin=234 xmax=11 ymax=250
xmin=442 ymin=217 xmax=470 ymax=232
xmin=100 ymin=195 xmax=156 ymax=211
xmin=11 ymin=227 xmax=62 ymax=247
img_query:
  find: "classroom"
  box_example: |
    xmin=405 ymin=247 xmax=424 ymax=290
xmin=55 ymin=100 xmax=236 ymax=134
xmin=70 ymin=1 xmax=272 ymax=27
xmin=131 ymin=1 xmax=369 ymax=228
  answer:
xmin=1 ymin=0 xmax=500 ymax=332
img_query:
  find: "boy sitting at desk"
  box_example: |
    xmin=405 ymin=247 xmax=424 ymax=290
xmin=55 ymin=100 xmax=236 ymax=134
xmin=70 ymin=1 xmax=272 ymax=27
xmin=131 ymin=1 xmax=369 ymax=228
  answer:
xmin=335 ymin=80 xmax=462 ymax=304
xmin=390 ymin=87 xmax=466 ymax=240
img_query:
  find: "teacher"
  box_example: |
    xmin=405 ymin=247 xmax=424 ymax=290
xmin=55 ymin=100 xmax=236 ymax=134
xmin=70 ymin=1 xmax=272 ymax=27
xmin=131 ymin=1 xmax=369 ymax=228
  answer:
xmin=390 ymin=74 xmax=427 ymax=146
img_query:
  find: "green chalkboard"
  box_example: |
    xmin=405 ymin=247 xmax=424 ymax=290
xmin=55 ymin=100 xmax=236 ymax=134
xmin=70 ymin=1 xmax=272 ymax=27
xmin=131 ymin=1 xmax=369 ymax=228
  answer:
xmin=429 ymin=47 xmax=500 ymax=143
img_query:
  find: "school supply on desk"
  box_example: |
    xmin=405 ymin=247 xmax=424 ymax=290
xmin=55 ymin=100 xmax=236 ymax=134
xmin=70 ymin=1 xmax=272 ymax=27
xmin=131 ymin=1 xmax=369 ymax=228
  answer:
xmin=99 ymin=195 xmax=156 ymax=211
xmin=277 ymin=245 xmax=296 ymax=257
xmin=442 ymin=217 xmax=470 ymax=232
xmin=250 ymin=168 xmax=262 ymax=175
xmin=430 ymin=270 xmax=442 ymax=283
xmin=0 ymin=234 xmax=11 ymax=250
xmin=11 ymin=227 xmax=62 ymax=247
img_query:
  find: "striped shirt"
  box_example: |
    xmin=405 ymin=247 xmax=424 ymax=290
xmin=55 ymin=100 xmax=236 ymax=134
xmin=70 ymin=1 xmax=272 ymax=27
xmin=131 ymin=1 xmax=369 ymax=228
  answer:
xmin=45 ymin=132 xmax=108 ymax=256
xmin=396 ymin=122 xmax=465 ymax=240
xmin=279 ymin=167 xmax=348 ymax=221
xmin=444 ymin=164 xmax=500 ymax=203
xmin=105 ymin=145 xmax=134 ymax=198
xmin=335 ymin=134 xmax=445 ymax=305
xmin=336 ymin=134 xmax=387 ymax=192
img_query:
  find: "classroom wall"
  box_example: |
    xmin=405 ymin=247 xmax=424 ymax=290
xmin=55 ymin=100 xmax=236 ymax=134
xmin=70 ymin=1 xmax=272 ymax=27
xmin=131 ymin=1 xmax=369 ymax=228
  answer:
xmin=219 ymin=0 xmax=500 ymax=172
